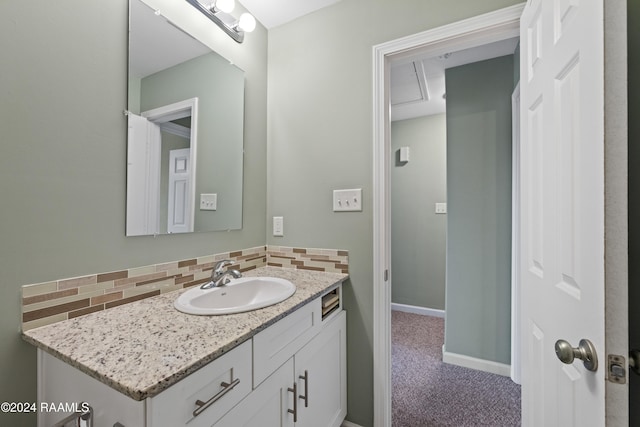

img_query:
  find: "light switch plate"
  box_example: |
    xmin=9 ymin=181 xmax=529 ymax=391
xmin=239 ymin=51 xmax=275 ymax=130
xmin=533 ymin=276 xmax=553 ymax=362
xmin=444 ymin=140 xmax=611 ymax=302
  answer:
xmin=273 ymin=216 xmax=284 ymax=236
xmin=200 ymin=193 xmax=217 ymax=211
xmin=435 ymin=202 xmax=447 ymax=214
xmin=333 ymin=189 xmax=362 ymax=212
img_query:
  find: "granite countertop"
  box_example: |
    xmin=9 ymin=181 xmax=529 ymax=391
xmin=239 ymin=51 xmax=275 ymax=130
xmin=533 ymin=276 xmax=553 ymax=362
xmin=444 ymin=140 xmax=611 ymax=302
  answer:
xmin=23 ymin=266 xmax=347 ymax=401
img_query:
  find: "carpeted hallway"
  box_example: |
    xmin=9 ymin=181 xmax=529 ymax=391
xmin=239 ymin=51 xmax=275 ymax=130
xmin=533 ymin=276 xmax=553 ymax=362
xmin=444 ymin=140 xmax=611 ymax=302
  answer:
xmin=392 ymin=311 xmax=521 ymax=426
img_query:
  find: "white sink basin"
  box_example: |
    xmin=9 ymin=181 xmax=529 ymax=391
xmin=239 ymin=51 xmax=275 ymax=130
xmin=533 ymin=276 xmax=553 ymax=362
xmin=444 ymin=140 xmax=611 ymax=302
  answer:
xmin=174 ymin=277 xmax=296 ymax=315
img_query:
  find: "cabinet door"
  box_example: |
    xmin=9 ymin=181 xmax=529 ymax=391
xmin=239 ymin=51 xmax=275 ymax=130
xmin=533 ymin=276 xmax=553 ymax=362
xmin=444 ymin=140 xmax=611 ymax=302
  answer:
xmin=295 ymin=311 xmax=347 ymax=427
xmin=216 ymin=358 xmax=295 ymax=427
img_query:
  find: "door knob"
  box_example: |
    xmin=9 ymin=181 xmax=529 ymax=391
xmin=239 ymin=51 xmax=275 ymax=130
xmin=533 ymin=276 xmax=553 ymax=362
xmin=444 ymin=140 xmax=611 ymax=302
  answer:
xmin=554 ymin=339 xmax=598 ymax=372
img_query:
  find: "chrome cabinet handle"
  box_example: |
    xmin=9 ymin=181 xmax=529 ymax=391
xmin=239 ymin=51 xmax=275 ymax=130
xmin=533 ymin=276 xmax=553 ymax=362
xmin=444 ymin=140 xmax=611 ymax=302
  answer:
xmin=288 ymin=382 xmax=298 ymax=422
xmin=299 ymin=370 xmax=309 ymax=407
xmin=555 ymin=339 xmax=598 ymax=372
xmin=52 ymin=402 xmax=92 ymax=427
xmin=193 ymin=376 xmax=240 ymax=417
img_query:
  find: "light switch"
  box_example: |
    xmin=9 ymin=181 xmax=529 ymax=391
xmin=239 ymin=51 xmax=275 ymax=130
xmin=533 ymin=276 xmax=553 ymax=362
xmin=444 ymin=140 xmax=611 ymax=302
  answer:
xmin=435 ymin=203 xmax=447 ymax=214
xmin=273 ymin=216 xmax=284 ymax=237
xmin=333 ymin=189 xmax=362 ymax=212
xmin=200 ymin=193 xmax=217 ymax=211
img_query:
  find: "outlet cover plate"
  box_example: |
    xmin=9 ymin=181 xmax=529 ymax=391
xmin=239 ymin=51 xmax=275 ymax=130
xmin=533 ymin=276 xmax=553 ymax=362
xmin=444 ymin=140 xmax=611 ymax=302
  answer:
xmin=273 ymin=216 xmax=284 ymax=236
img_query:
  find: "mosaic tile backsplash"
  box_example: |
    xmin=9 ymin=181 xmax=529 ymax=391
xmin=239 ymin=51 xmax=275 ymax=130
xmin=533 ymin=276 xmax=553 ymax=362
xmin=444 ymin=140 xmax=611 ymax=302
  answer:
xmin=21 ymin=245 xmax=348 ymax=330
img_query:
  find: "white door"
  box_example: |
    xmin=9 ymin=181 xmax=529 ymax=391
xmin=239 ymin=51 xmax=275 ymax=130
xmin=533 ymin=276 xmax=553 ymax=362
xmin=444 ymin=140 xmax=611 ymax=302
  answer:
xmin=167 ymin=148 xmax=192 ymax=234
xmin=520 ymin=0 xmax=609 ymax=424
xmin=295 ymin=311 xmax=347 ymax=427
xmin=127 ymin=113 xmax=161 ymax=236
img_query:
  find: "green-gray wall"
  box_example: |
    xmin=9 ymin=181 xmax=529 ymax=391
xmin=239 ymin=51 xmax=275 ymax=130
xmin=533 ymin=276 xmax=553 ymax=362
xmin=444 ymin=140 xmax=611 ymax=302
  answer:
xmin=628 ymin=0 xmax=639 ymax=423
xmin=0 ymin=0 xmax=267 ymax=425
xmin=266 ymin=1 xmax=521 ymax=425
xmin=140 ymin=52 xmax=245 ymax=232
xmin=444 ymin=55 xmax=514 ymax=365
xmin=391 ymin=114 xmax=447 ymax=310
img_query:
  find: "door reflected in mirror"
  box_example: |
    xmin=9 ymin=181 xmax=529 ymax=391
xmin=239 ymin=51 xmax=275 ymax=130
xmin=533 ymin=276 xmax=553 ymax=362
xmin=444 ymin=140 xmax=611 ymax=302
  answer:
xmin=126 ymin=0 xmax=244 ymax=236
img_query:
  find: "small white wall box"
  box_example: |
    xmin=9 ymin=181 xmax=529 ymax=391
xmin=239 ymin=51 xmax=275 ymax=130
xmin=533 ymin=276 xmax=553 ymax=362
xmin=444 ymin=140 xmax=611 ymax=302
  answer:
xmin=400 ymin=146 xmax=410 ymax=162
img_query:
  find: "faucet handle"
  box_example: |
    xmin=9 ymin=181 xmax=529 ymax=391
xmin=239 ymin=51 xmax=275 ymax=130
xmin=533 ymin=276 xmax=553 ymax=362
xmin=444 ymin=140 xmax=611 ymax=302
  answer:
xmin=214 ymin=259 xmax=234 ymax=271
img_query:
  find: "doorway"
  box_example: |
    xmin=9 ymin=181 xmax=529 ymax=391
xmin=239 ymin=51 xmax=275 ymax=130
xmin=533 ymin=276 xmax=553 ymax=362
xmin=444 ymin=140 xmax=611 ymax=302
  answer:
xmin=388 ymin=34 xmax=521 ymax=425
xmin=372 ymin=5 xmax=525 ymax=425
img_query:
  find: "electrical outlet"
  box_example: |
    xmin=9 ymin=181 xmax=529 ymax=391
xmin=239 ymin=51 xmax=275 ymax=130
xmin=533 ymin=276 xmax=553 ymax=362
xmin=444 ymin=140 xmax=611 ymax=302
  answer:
xmin=435 ymin=203 xmax=447 ymax=214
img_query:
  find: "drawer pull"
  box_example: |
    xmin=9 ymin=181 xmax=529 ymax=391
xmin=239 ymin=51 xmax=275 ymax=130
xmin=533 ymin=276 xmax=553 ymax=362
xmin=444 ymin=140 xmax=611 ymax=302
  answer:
xmin=299 ymin=370 xmax=309 ymax=407
xmin=287 ymin=382 xmax=298 ymax=422
xmin=193 ymin=375 xmax=240 ymax=417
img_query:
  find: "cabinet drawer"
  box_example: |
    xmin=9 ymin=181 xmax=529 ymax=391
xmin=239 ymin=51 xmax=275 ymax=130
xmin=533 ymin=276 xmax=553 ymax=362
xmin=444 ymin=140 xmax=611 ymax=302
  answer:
xmin=147 ymin=340 xmax=252 ymax=427
xmin=253 ymin=298 xmax=322 ymax=387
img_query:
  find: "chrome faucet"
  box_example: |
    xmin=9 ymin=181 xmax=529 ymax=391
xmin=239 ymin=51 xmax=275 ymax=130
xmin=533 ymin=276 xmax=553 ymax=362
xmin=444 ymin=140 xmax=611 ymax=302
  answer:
xmin=201 ymin=260 xmax=242 ymax=289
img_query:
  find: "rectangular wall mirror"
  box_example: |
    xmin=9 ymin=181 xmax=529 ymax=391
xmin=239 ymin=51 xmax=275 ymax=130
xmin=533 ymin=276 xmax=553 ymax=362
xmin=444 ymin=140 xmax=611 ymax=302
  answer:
xmin=126 ymin=0 xmax=244 ymax=236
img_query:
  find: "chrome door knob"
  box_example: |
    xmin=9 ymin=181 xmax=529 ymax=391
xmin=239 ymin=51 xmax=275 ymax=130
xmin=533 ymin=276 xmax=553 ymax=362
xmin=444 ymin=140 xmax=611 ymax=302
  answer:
xmin=554 ymin=339 xmax=598 ymax=372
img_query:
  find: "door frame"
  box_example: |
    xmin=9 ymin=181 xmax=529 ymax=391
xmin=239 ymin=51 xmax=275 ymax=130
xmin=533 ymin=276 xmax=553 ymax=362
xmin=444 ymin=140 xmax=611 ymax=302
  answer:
xmin=373 ymin=2 xmax=628 ymax=426
xmin=372 ymin=5 xmax=524 ymax=426
xmin=511 ymin=82 xmax=521 ymax=384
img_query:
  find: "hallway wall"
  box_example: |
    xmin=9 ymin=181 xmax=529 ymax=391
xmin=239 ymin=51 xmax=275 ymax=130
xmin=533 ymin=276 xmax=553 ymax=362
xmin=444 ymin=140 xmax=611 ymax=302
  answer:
xmin=391 ymin=114 xmax=447 ymax=310
xmin=444 ymin=55 xmax=514 ymax=365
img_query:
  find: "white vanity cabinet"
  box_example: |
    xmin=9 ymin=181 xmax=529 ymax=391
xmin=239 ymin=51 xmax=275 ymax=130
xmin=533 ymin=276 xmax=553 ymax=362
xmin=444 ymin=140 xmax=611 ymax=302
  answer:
xmin=37 ymin=340 xmax=252 ymax=427
xmin=37 ymin=285 xmax=346 ymax=427
xmin=216 ymin=310 xmax=347 ymax=427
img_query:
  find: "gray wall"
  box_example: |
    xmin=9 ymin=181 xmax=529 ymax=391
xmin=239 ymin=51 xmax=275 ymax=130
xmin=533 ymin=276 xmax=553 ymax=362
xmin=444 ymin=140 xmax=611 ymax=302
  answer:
xmin=444 ymin=55 xmax=514 ymax=365
xmin=391 ymin=114 xmax=447 ymax=310
xmin=266 ymin=1 xmax=521 ymax=425
xmin=140 ymin=52 xmax=245 ymax=232
xmin=0 ymin=0 xmax=267 ymax=425
xmin=628 ymin=0 xmax=639 ymax=423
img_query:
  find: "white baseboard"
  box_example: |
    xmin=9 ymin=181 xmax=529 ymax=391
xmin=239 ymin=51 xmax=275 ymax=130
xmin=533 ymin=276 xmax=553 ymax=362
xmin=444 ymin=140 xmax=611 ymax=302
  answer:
xmin=391 ymin=302 xmax=445 ymax=318
xmin=342 ymin=421 xmax=365 ymax=427
xmin=442 ymin=346 xmax=511 ymax=377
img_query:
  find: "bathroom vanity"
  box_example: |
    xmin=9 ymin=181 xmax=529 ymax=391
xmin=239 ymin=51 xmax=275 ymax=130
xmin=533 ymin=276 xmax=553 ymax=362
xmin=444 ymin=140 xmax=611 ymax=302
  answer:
xmin=24 ymin=267 xmax=347 ymax=427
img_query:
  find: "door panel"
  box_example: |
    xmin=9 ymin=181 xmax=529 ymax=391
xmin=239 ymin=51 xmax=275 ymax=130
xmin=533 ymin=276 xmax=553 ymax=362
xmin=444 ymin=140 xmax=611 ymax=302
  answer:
xmin=167 ymin=148 xmax=192 ymax=234
xmin=520 ymin=0 xmax=605 ymax=424
xmin=126 ymin=113 xmax=160 ymax=236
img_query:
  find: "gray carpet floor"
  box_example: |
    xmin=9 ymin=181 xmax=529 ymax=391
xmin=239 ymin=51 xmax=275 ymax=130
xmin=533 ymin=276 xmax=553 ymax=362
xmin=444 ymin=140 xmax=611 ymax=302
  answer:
xmin=392 ymin=311 xmax=521 ymax=427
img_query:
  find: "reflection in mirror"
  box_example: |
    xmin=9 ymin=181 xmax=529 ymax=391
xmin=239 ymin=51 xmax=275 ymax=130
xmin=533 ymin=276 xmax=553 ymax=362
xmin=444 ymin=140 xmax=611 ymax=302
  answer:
xmin=126 ymin=0 xmax=244 ymax=236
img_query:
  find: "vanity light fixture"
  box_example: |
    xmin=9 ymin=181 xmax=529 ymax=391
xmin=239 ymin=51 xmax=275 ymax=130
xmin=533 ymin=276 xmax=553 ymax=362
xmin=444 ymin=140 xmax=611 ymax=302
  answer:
xmin=186 ymin=0 xmax=256 ymax=43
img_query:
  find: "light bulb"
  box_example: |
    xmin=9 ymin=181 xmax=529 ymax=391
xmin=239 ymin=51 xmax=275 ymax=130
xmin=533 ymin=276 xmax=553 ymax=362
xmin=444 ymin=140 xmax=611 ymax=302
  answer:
xmin=237 ymin=13 xmax=256 ymax=33
xmin=213 ymin=0 xmax=234 ymax=13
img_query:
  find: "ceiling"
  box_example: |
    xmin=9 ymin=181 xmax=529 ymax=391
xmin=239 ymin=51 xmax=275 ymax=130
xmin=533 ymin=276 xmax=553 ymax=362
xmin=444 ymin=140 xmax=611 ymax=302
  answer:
xmin=238 ymin=0 xmax=342 ymax=29
xmin=390 ymin=37 xmax=519 ymax=122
